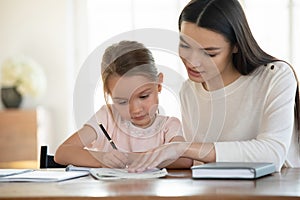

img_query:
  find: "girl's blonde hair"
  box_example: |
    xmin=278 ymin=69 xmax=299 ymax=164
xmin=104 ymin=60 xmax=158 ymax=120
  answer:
xmin=101 ymin=40 xmax=159 ymax=105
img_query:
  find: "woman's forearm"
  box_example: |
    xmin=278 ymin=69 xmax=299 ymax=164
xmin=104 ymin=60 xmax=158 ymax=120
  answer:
xmin=164 ymin=157 xmax=193 ymax=169
xmin=182 ymin=142 xmax=216 ymax=163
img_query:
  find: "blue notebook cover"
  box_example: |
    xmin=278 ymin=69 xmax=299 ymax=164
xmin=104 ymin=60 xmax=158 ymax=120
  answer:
xmin=191 ymin=162 xmax=276 ymax=179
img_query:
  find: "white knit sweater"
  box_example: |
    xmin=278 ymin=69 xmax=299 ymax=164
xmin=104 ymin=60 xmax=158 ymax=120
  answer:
xmin=180 ymin=61 xmax=300 ymax=171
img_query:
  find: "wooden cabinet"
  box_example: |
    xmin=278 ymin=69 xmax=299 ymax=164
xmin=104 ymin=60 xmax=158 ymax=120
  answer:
xmin=0 ymin=109 xmax=38 ymax=168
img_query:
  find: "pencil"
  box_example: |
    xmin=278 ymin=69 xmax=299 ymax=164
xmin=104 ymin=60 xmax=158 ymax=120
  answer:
xmin=99 ymin=123 xmax=118 ymax=150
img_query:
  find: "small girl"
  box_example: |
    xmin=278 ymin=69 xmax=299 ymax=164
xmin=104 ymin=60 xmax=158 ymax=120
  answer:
xmin=54 ymin=40 xmax=192 ymax=169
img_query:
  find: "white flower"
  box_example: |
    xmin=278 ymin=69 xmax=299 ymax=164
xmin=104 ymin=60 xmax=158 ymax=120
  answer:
xmin=0 ymin=55 xmax=47 ymax=98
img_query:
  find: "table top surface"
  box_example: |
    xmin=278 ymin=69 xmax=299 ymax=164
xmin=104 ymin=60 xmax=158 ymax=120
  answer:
xmin=0 ymin=168 xmax=300 ymax=200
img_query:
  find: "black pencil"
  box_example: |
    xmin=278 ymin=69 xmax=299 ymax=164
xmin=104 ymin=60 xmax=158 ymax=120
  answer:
xmin=99 ymin=123 xmax=118 ymax=150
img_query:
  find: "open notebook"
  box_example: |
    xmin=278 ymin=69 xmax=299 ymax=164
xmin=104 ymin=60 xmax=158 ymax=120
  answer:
xmin=66 ymin=165 xmax=168 ymax=180
xmin=0 ymin=169 xmax=34 ymax=178
xmin=90 ymin=168 xmax=168 ymax=180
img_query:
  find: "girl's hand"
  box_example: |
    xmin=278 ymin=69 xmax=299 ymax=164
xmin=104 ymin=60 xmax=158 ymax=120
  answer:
xmin=127 ymin=142 xmax=189 ymax=172
xmin=91 ymin=149 xmax=128 ymax=168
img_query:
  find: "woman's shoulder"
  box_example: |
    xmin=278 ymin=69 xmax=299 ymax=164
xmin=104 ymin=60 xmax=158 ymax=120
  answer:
xmin=255 ymin=61 xmax=294 ymax=76
xmin=251 ymin=61 xmax=296 ymax=82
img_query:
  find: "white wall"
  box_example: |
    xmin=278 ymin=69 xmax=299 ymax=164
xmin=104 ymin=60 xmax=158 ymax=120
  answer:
xmin=0 ymin=0 xmax=76 ymax=154
xmin=1 ymin=0 xmax=299 ymax=155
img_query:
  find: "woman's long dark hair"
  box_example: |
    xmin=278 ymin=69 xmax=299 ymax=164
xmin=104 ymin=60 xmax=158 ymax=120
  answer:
xmin=179 ymin=0 xmax=300 ymax=131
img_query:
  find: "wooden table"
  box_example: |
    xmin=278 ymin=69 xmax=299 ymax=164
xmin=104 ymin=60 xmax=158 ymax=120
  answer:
xmin=0 ymin=168 xmax=300 ymax=200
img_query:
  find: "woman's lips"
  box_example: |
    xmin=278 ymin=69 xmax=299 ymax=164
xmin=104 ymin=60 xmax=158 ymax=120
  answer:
xmin=188 ymin=68 xmax=204 ymax=77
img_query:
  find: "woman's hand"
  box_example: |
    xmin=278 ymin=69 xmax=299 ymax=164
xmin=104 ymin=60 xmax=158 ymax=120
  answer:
xmin=127 ymin=142 xmax=190 ymax=172
xmin=91 ymin=149 xmax=128 ymax=168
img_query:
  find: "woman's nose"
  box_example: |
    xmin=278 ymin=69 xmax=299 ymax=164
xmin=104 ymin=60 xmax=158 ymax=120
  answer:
xmin=187 ymin=51 xmax=202 ymax=68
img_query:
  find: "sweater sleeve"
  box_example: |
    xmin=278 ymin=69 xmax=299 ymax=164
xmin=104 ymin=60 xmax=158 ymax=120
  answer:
xmin=215 ymin=63 xmax=297 ymax=171
xmin=85 ymin=105 xmax=110 ymax=140
xmin=163 ymin=117 xmax=184 ymax=143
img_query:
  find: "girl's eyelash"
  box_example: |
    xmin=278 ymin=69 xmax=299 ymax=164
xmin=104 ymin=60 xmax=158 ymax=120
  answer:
xmin=114 ymin=100 xmax=128 ymax=105
xmin=140 ymin=94 xmax=150 ymax=99
xmin=113 ymin=94 xmax=150 ymax=105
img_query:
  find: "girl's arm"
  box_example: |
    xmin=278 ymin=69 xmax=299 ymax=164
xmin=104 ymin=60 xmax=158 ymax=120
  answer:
xmin=54 ymin=125 xmax=127 ymax=168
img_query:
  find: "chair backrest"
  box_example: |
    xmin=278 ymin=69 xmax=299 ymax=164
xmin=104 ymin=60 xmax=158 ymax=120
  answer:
xmin=40 ymin=146 xmax=66 ymax=168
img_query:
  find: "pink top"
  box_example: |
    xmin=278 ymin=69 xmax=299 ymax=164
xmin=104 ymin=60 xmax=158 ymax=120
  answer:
xmin=85 ymin=105 xmax=183 ymax=152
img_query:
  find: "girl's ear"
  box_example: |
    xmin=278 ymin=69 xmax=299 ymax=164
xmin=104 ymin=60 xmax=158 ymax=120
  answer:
xmin=158 ymin=73 xmax=164 ymax=92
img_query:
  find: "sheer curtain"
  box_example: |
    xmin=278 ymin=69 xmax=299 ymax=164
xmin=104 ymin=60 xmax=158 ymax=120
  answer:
xmin=83 ymin=0 xmax=299 ymax=118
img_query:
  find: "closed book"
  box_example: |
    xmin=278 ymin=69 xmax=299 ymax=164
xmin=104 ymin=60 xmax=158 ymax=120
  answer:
xmin=191 ymin=162 xmax=276 ymax=179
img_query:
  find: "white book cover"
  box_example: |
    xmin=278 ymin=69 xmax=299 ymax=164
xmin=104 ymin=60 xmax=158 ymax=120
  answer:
xmin=191 ymin=162 xmax=276 ymax=179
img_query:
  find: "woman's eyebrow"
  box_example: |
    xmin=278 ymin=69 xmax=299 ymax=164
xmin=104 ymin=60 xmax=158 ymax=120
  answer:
xmin=179 ymin=36 xmax=221 ymax=51
xmin=204 ymin=47 xmax=221 ymax=51
xmin=179 ymin=35 xmax=189 ymax=44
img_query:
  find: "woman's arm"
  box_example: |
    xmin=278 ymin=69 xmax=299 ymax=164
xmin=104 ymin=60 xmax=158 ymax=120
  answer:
xmin=127 ymin=141 xmax=215 ymax=172
xmin=182 ymin=142 xmax=216 ymax=163
xmin=158 ymin=136 xmax=193 ymax=169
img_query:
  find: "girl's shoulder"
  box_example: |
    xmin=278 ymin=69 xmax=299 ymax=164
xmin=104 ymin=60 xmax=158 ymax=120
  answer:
xmin=94 ymin=104 xmax=112 ymax=116
xmin=156 ymin=115 xmax=182 ymax=128
xmin=92 ymin=105 xmax=117 ymax=126
xmin=155 ymin=115 xmax=183 ymax=138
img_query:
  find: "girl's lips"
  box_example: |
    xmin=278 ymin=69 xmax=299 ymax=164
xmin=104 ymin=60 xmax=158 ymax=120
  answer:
xmin=132 ymin=115 xmax=146 ymax=121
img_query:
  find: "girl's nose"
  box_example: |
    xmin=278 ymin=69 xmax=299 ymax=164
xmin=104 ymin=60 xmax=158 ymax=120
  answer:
xmin=129 ymin=99 xmax=143 ymax=114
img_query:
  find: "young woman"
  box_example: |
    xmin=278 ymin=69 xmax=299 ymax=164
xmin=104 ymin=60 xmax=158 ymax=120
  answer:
xmin=128 ymin=0 xmax=300 ymax=172
xmin=54 ymin=40 xmax=192 ymax=169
